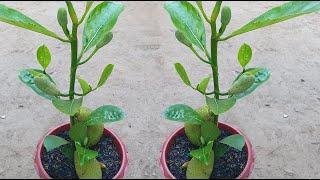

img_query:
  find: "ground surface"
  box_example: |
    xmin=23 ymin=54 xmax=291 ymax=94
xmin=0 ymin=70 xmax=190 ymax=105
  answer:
xmin=0 ymin=1 xmax=320 ymax=179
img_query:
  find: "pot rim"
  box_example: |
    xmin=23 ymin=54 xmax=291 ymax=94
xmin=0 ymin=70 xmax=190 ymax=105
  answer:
xmin=34 ymin=122 xmax=128 ymax=179
xmin=159 ymin=122 xmax=255 ymax=179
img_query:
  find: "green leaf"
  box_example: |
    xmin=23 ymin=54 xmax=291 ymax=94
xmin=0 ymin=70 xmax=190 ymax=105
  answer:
xmin=82 ymin=1 xmax=124 ymax=53
xmin=97 ymin=64 xmax=114 ymax=88
xmin=69 ymin=122 xmax=87 ymax=145
xmin=34 ymin=75 xmax=60 ymax=96
xmin=197 ymin=76 xmax=211 ymax=94
xmin=220 ymin=134 xmax=245 ymax=151
xmin=190 ymin=141 xmax=214 ymax=166
xmin=57 ymin=8 xmax=69 ymax=35
xmin=44 ymin=135 xmax=68 ymax=152
xmin=175 ymin=31 xmax=192 ymax=48
xmin=219 ymin=6 xmax=231 ymax=35
xmin=52 ymin=97 xmax=83 ymax=116
xmin=228 ymin=73 xmax=255 ymax=95
xmin=75 ymin=142 xmax=99 ymax=166
xmin=96 ymin=32 xmax=113 ymax=49
xmin=214 ymin=143 xmax=229 ymax=160
xmin=164 ymin=1 xmax=206 ymax=51
xmin=233 ymin=68 xmax=270 ymax=99
xmin=223 ymin=1 xmax=320 ymax=40
xmin=0 ymin=4 xmax=60 ymax=39
xmin=60 ymin=143 xmax=75 ymax=161
xmin=206 ymin=96 xmax=236 ymax=115
xmin=174 ymin=63 xmax=191 ymax=86
xmin=237 ymin=43 xmax=252 ymax=68
xmin=186 ymin=151 xmax=214 ymax=179
xmin=77 ymin=76 xmax=92 ymax=94
xmin=201 ymin=120 xmax=220 ymax=144
xmin=18 ymin=69 xmax=56 ymax=100
xmin=85 ymin=105 xmax=125 ymax=126
xmin=74 ymin=154 xmax=102 ymax=179
xmin=36 ymin=45 xmax=51 ymax=70
xmin=164 ymin=104 xmax=204 ymax=124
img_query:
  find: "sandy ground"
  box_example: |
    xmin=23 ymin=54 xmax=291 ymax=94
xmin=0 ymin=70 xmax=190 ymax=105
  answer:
xmin=0 ymin=1 xmax=320 ymax=179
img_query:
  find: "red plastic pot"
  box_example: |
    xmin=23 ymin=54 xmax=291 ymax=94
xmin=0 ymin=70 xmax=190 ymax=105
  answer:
xmin=34 ymin=122 xmax=128 ymax=179
xmin=160 ymin=122 xmax=255 ymax=179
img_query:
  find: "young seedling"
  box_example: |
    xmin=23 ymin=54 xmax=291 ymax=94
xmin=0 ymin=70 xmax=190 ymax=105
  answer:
xmin=163 ymin=1 xmax=320 ymax=179
xmin=0 ymin=1 xmax=124 ymax=179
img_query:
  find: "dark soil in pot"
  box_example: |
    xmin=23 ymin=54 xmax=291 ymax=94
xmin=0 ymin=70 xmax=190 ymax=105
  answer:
xmin=41 ymin=130 xmax=121 ymax=179
xmin=167 ymin=129 xmax=248 ymax=179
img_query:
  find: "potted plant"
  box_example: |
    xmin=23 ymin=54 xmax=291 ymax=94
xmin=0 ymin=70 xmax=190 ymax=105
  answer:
xmin=0 ymin=1 xmax=127 ymax=179
xmin=161 ymin=1 xmax=320 ymax=179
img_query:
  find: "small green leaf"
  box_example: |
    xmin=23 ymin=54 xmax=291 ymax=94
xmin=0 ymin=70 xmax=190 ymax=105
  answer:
xmin=85 ymin=105 xmax=125 ymax=126
xmin=18 ymin=69 xmax=56 ymax=100
xmin=190 ymin=141 xmax=214 ymax=166
xmin=37 ymin=45 xmax=51 ymax=70
xmin=220 ymin=134 xmax=245 ymax=151
xmin=233 ymin=68 xmax=270 ymax=99
xmin=96 ymin=32 xmax=113 ymax=49
xmin=237 ymin=43 xmax=252 ymax=68
xmin=82 ymin=1 xmax=124 ymax=52
xmin=206 ymin=96 xmax=236 ymax=115
xmin=97 ymin=64 xmax=114 ymax=88
xmin=52 ymin=97 xmax=83 ymax=116
xmin=221 ymin=6 xmax=231 ymax=26
xmin=175 ymin=31 xmax=192 ymax=48
xmin=164 ymin=104 xmax=203 ymax=124
xmin=34 ymin=75 xmax=60 ymax=96
xmin=201 ymin=120 xmax=220 ymax=144
xmin=174 ymin=63 xmax=191 ymax=86
xmin=197 ymin=76 xmax=211 ymax=94
xmin=44 ymin=135 xmax=68 ymax=152
xmin=0 ymin=4 xmax=61 ymax=39
xmin=77 ymin=76 xmax=92 ymax=94
xmin=164 ymin=1 xmax=206 ymax=51
xmin=222 ymin=1 xmax=320 ymax=40
xmin=69 ymin=122 xmax=87 ymax=145
xmin=228 ymin=73 xmax=255 ymax=95
xmin=57 ymin=8 xmax=69 ymax=35
xmin=75 ymin=142 xmax=99 ymax=166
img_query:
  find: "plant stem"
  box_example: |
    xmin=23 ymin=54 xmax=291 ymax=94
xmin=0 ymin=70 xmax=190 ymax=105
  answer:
xmin=210 ymin=22 xmax=220 ymax=124
xmin=69 ymin=23 xmax=78 ymax=125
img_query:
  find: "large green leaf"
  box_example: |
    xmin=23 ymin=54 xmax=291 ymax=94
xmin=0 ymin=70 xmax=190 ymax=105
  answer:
xmin=174 ymin=63 xmax=191 ymax=86
xmin=85 ymin=105 xmax=125 ymax=125
xmin=237 ymin=43 xmax=252 ymax=68
xmin=97 ymin=64 xmax=114 ymax=88
xmin=175 ymin=31 xmax=192 ymax=48
xmin=219 ymin=134 xmax=245 ymax=151
xmin=69 ymin=122 xmax=87 ymax=145
xmin=0 ymin=4 xmax=60 ymax=39
xmin=52 ymin=97 xmax=83 ymax=116
xmin=164 ymin=1 xmax=206 ymax=51
xmin=233 ymin=68 xmax=270 ymax=99
xmin=44 ymin=135 xmax=68 ymax=152
xmin=18 ymin=68 xmax=56 ymax=100
xmin=190 ymin=141 xmax=214 ymax=166
xmin=75 ymin=142 xmax=99 ymax=166
xmin=82 ymin=1 xmax=124 ymax=53
xmin=222 ymin=1 xmax=320 ymax=40
xmin=201 ymin=120 xmax=220 ymax=144
xmin=164 ymin=104 xmax=203 ymax=124
xmin=206 ymin=96 xmax=236 ymax=115
xmin=228 ymin=73 xmax=255 ymax=95
xmin=214 ymin=142 xmax=229 ymax=160
xmin=186 ymin=151 xmax=214 ymax=179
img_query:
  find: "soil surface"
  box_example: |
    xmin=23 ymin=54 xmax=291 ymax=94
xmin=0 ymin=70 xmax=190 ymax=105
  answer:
xmin=1 ymin=1 xmax=320 ymax=179
xmin=167 ymin=130 xmax=247 ymax=179
xmin=41 ymin=130 xmax=121 ymax=179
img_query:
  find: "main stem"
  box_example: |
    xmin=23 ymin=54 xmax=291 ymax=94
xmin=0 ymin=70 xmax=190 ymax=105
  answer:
xmin=210 ymin=22 xmax=220 ymax=124
xmin=69 ymin=24 xmax=78 ymax=125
